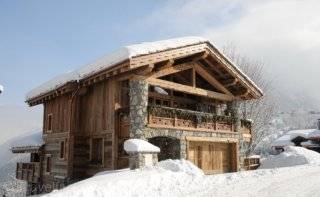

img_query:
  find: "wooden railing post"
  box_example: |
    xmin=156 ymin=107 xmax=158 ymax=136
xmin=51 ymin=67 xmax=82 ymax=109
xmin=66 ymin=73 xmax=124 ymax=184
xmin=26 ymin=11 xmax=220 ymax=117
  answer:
xmin=174 ymin=113 xmax=177 ymax=127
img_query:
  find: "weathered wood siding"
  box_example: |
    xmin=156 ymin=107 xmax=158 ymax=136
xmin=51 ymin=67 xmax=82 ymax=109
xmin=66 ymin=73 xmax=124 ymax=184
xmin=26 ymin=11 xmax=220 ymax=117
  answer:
xmin=43 ymin=94 xmax=71 ymax=133
xmin=73 ymin=78 xmax=121 ymax=178
xmin=42 ymin=94 xmax=72 ymax=190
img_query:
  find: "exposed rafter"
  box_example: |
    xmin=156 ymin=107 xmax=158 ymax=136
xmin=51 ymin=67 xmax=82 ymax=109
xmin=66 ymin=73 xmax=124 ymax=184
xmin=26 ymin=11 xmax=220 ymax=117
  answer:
xmin=224 ymin=78 xmax=239 ymax=87
xmin=194 ymin=64 xmax=233 ymax=96
xmin=141 ymin=77 xmax=234 ymax=101
xmin=150 ymin=62 xmax=194 ymax=78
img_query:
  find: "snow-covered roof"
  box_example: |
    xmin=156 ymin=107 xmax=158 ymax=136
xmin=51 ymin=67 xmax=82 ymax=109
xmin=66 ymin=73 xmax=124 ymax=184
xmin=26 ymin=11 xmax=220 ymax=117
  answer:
xmin=26 ymin=37 xmax=208 ymax=101
xmin=11 ymin=131 xmax=44 ymax=153
xmin=26 ymin=36 xmax=263 ymax=102
xmin=271 ymin=129 xmax=320 ymax=147
xmin=308 ymin=130 xmax=320 ymax=139
xmin=301 ymin=140 xmax=320 ymax=147
xmin=124 ymin=139 xmax=160 ymax=153
xmin=271 ymin=134 xmax=295 ymax=147
xmin=260 ymin=146 xmax=320 ymax=169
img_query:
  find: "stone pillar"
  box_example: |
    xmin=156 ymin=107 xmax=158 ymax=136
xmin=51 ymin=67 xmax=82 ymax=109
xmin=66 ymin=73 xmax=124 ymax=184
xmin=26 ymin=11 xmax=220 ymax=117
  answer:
xmin=125 ymin=139 xmax=160 ymax=169
xmin=228 ymin=99 xmax=248 ymax=170
xmin=228 ymin=100 xmax=241 ymax=133
xmin=129 ymin=79 xmax=149 ymax=139
xmin=128 ymin=152 xmax=159 ymax=170
xmin=180 ymin=139 xmax=187 ymax=159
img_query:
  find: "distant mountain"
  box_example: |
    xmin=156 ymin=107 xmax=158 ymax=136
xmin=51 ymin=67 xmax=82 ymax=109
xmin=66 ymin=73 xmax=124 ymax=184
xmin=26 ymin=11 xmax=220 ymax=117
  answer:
xmin=0 ymin=131 xmax=42 ymax=197
xmin=0 ymin=105 xmax=42 ymax=144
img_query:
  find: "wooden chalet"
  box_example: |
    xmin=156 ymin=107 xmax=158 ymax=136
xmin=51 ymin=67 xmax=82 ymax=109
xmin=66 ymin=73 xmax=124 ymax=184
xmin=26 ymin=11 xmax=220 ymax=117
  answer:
xmin=12 ymin=37 xmax=262 ymax=195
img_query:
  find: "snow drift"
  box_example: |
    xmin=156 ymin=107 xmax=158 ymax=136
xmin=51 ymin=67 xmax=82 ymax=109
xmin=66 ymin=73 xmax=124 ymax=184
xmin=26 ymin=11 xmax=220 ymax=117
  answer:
xmin=259 ymin=146 xmax=320 ymax=169
xmin=42 ymin=157 xmax=320 ymax=197
xmin=43 ymin=159 xmax=204 ymax=197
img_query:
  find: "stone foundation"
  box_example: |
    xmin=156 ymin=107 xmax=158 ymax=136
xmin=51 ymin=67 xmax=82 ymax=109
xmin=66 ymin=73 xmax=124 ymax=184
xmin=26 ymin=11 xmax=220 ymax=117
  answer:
xmin=142 ymin=127 xmax=249 ymax=170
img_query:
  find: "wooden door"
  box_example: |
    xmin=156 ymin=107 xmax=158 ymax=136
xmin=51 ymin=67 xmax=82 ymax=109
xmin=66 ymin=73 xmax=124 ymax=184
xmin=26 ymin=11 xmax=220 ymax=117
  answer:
xmin=188 ymin=141 xmax=234 ymax=174
xmin=116 ymin=111 xmax=130 ymax=169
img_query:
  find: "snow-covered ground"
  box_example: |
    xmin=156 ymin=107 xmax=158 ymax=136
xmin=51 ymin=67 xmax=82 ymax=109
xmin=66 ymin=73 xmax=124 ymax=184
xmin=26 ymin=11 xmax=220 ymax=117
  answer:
xmin=43 ymin=147 xmax=320 ymax=197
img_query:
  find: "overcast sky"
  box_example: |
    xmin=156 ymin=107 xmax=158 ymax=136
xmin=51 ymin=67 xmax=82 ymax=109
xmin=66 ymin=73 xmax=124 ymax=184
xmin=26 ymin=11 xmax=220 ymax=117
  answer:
xmin=0 ymin=0 xmax=320 ymax=142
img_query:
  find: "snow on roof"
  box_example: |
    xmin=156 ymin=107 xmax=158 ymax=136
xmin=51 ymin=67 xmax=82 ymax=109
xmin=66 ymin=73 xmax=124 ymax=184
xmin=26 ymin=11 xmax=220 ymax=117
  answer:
xmin=26 ymin=71 xmax=79 ymax=101
xmin=271 ymin=134 xmax=295 ymax=147
xmin=308 ymin=130 xmax=320 ymax=139
xmin=124 ymin=139 xmax=160 ymax=153
xmin=260 ymin=146 xmax=320 ymax=169
xmin=26 ymin=36 xmax=263 ymax=102
xmin=249 ymin=155 xmax=261 ymax=159
xmin=11 ymin=131 xmax=43 ymax=149
xmin=26 ymin=37 xmax=208 ymax=101
xmin=271 ymin=129 xmax=319 ymax=147
xmin=301 ymin=140 xmax=320 ymax=147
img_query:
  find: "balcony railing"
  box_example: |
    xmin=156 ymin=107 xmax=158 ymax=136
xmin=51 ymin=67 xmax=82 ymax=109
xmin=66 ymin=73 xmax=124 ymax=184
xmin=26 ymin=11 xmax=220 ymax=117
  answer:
xmin=16 ymin=162 xmax=40 ymax=183
xmin=148 ymin=105 xmax=252 ymax=133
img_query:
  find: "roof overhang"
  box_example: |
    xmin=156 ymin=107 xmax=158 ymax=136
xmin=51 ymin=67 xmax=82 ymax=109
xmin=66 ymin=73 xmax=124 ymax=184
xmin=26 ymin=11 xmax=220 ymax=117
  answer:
xmin=26 ymin=39 xmax=263 ymax=106
xmin=11 ymin=145 xmax=43 ymax=154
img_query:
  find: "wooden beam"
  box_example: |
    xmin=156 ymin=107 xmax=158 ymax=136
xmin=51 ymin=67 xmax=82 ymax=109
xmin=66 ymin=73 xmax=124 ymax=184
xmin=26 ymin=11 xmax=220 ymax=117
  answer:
xmin=145 ymin=77 xmax=234 ymax=101
xmin=224 ymin=78 xmax=238 ymax=87
xmin=194 ymin=64 xmax=233 ymax=96
xmin=201 ymin=58 xmax=226 ymax=78
xmin=192 ymin=68 xmax=196 ymax=87
xmin=162 ymin=59 xmax=174 ymax=69
xmin=240 ymin=89 xmax=250 ymax=97
xmin=150 ymin=62 xmax=194 ymax=78
xmin=193 ymin=51 xmax=209 ymax=62
xmin=134 ymin=64 xmax=154 ymax=75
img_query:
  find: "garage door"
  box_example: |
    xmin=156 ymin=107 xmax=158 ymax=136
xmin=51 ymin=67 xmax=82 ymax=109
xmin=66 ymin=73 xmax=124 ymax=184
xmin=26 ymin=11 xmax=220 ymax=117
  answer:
xmin=187 ymin=141 xmax=236 ymax=174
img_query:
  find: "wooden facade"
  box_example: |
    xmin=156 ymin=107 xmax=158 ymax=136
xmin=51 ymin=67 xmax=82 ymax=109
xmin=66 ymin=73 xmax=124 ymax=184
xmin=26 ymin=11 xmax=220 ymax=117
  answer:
xmin=13 ymin=38 xmax=262 ymax=195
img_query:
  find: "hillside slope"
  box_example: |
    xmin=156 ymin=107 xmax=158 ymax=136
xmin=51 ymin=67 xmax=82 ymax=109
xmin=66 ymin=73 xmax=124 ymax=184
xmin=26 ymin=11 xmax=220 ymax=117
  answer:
xmin=0 ymin=131 xmax=42 ymax=197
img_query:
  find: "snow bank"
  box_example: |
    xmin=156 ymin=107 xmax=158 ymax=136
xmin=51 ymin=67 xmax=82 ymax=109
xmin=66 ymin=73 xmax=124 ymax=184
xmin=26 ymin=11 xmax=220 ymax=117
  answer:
xmin=124 ymin=139 xmax=160 ymax=153
xmin=43 ymin=159 xmax=203 ymax=197
xmin=156 ymin=159 xmax=204 ymax=176
xmin=42 ymin=158 xmax=320 ymax=197
xmin=259 ymin=146 xmax=320 ymax=169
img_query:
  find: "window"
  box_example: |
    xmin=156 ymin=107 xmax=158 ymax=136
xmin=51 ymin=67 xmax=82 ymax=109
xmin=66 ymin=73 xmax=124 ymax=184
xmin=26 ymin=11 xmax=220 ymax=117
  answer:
xmin=46 ymin=156 xmax=52 ymax=173
xmin=60 ymin=141 xmax=65 ymax=159
xmin=47 ymin=114 xmax=53 ymax=132
xmin=91 ymin=138 xmax=103 ymax=165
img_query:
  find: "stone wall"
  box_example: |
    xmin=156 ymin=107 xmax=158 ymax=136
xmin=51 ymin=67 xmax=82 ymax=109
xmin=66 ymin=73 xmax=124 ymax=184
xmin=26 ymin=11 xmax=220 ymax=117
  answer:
xmin=142 ymin=127 xmax=249 ymax=170
xmin=128 ymin=79 xmax=251 ymax=170
xmin=129 ymin=79 xmax=148 ymax=139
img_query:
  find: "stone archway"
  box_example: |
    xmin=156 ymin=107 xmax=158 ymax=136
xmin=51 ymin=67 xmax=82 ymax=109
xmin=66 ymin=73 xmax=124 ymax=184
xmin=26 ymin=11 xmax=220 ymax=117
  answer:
xmin=148 ymin=136 xmax=180 ymax=161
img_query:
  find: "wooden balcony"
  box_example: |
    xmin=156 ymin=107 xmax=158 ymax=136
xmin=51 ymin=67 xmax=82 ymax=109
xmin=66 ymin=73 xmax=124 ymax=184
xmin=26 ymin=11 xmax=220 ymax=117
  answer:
xmin=16 ymin=162 xmax=40 ymax=183
xmin=148 ymin=106 xmax=252 ymax=133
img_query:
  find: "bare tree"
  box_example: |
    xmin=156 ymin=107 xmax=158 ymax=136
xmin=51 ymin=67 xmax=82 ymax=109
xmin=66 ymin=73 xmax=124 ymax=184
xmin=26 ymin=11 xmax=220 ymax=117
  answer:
xmin=223 ymin=45 xmax=278 ymax=155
